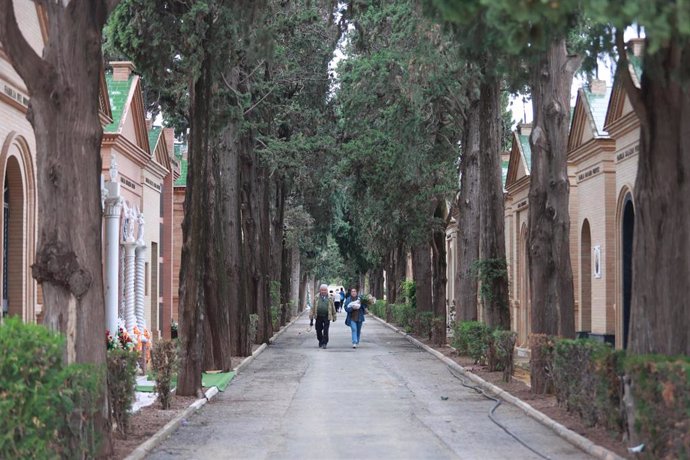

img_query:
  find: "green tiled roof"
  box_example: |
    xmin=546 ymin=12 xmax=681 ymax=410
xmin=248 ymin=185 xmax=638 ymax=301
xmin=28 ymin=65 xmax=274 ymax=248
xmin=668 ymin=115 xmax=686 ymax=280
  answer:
xmin=518 ymin=134 xmax=532 ymax=173
xmin=584 ymin=86 xmax=612 ymax=135
xmin=104 ymin=74 xmax=135 ymax=133
xmin=174 ymin=143 xmax=188 ymax=187
xmin=501 ymin=159 xmax=509 ymax=189
xmin=628 ymin=55 xmax=643 ymax=81
xmin=148 ymin=127 xmax=161 ymax=154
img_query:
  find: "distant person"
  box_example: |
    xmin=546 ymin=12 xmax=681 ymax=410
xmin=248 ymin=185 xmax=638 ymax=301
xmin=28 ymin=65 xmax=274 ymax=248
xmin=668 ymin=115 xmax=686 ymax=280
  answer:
xmin=310 ymin=284 xmax=336 ymax=349
xmin=333 ymin=289 xmax=342 ymax=312
xmin=339 ymin=288 xmax=345 ymax=311
xmin=344 ymin=287 xmax=367 ymax=349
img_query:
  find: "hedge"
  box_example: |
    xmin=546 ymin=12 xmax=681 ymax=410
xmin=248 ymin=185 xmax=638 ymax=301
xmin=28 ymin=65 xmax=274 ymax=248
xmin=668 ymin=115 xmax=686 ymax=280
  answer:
xmin=625 ymin=354 xmax=690 ymax=459
xmin=0 ymin=317 xmax=103 ymax=458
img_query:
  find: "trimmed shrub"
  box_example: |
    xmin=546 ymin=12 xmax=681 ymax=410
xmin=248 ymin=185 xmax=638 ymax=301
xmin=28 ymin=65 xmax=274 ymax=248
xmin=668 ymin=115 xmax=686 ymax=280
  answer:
xmin=452 ymin=321 xmax=492 ymax=365
xmin=529 ymin=333 xmax=555 ymax=394
xmin=401 ymin=280 xmax=416 ymax=308
xmin=625 ymin=354 xmax=690 ymax=459
xmin=369 ymin=300 xmax=387 ymax=318
xmin=107 ymin=348 xmax=139 ymax=437
xmin=414 ymin=311 xmax=434 ymax=340
xmin=595 ymin=348 xmax=626 ymax=433
xmin=493 ymin=330 xmax=517 ymax=381
xmin=552 ymin=339 xmax=614 ymax=426
xmin=151 ymin=339 xmax=178 ymax=410
xmin=390 ymin=303 xmax=415 ymax=332
xmin=0 ymin=317 xmax=102 ymax=458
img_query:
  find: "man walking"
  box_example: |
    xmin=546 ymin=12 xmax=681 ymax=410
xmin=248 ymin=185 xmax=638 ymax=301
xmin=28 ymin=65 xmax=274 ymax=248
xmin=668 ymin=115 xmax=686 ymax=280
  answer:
xmin=310 ymin=284 xmax=336 ymax=349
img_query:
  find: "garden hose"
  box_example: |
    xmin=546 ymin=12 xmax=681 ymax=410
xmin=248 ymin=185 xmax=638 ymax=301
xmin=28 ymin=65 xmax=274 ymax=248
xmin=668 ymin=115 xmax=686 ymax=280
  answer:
xmin=447 ymin=366 xmax=552 ymax=460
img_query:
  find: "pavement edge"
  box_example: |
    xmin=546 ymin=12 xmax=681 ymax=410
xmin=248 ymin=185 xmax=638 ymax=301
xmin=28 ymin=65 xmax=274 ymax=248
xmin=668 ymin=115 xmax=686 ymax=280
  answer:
xmin=124 ymin=312 xmax=304 ymax=460
xmin=370 ymin=315 xmax=626 ymax=460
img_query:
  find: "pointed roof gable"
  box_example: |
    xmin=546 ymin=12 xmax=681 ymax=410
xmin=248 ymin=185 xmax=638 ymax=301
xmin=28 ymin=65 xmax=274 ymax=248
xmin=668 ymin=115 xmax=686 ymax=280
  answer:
xmin=605 ymin=40 xmax=643 ymax=130
xmin=148 ymin=127 xmax=172 ymax=173
xmin=568 ymin=84 xmax=612 ymax=151
xmin=505 ymin=130 xmax=532 ymax=189
xmin=104 ymin=69 xmax=150 ymax=155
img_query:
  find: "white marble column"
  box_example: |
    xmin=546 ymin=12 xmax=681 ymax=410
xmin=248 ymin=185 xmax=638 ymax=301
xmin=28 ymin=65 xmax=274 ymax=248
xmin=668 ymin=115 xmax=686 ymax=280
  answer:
xmin=104 ymin=194 xmax=122 ymax=335
xmin=124 ymin=240 xmax=137 ymax=334
xmin=134 ymin=210 xmax=147 ymax=333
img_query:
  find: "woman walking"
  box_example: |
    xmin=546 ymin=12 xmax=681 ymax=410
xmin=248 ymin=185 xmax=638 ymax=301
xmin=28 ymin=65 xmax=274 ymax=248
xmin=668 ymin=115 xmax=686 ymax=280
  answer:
xmin=344 ymin=287 xmax=367 ymax=349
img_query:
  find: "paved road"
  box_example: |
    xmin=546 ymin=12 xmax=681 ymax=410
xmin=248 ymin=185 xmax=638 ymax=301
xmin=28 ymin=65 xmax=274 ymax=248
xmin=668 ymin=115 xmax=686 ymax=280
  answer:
xmin=148 ymin=313 xmax=593 ymax=460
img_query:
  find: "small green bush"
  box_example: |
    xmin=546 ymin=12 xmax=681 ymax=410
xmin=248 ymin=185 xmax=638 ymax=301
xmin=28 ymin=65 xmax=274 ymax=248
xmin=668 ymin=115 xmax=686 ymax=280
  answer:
xmin=414 ymin=311 xmax=434 ymax=340
xmin=452 ymin=321 xmax=492 ymax=365
xmin=401 ymin=280 xmax=416 ymax=308
xmin=552 ymin=339 xmax=619 ymax=426
xmin=625 ymin=354 xmax=690 ymax=459
xmin=151 ymin=340 xmax=178 ymax=410
xmin=107 ymin=348 xmax=139 ymax=437
xmin=0 ymin=317 xmax=102 ymax=458
xmin=493 ymin=330 xmax=517 ymax=381
xmin=390 ymin=303 xmax=415 ymax=331
xmin=369 ymin=300 xmax=387 ymax=318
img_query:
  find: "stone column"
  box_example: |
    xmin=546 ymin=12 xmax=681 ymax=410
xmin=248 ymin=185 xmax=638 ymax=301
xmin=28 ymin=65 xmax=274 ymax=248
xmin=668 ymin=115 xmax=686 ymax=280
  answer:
xmin=124 ymin=240 xmax=137 ymax=334
xmin=104 ymin=194 xmax=122 ymax=335
xmin=104 ymin=155 xmax=123 ymax=335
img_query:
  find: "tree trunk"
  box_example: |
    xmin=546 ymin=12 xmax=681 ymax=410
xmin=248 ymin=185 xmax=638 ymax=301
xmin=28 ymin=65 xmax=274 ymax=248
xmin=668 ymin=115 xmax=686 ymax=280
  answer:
xmin=412 ymin=243 xmax=432 ymax=311
xmin=456 ymin=101 xmax=481 ymax=321
xmin=623 ymin=38 xmax=690 ymax=355
xmin=299 ymin=271 xmax=308 ymax=312
xmin=385 ymin=250 xmax=397 ymax=303
xmin=289 ymin=246 xmax=300 ymax=316
xmin=368 ymin=266 xmax=384 ymax=299
xmin=256 ymin=166 xmax=273 ymax=343
xmin=177 ymin=51 xmax=212 ymax=397
xmin=528 ymin=40 xmax=578 ymax=340
xmin=0 ymin=1 xmax=120 ymax=452
xmin=478 ymin=75 xmax=510 ymax=330
xmin=395 ymin=243 xmax=407 ymax=300
xmin=432 ymin=201 xmax=448 ymax=346
xmin=280 ymin=240 xmax=291 ymax=326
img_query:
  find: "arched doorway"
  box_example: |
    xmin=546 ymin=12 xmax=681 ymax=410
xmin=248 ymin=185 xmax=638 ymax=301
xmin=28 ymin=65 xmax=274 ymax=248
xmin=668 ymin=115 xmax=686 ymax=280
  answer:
xmin=3 ymin=156 xmax=26 ymax=319
xmin=580 ymin=220 xmax=592 ymax=334
xmin=621 ymin=195 xmax=634 ymax=349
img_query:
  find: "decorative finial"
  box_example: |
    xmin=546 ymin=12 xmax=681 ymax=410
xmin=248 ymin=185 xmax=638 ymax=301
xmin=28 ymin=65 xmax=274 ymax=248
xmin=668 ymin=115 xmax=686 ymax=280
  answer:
xmin=110 ymin=154 xmax=119 ymax=182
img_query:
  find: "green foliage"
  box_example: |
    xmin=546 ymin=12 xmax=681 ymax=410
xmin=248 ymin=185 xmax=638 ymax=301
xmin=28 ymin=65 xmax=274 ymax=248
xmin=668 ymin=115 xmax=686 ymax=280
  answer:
xmin=625 ymin=355 xmax=690 ymax=459
xmin=471 ymin=258 xmax=508 ymax=308
xmin=452 ymin=321 xmax=492 ymax=365
xmin=493 ymin=330 xmax=517 ymax=382
xmin=369 ymin=300 xmax=387 ymax=318
xmin=151 ymin=340 xmax=178 ymax=410
xmin=107 ymin=349 xmax=139 ymax=437
xmin=414 ymin=311 xmax=435 ymax=340
xmin=552 ymin=339 xmax=624 ymax=428
xmin=389 ymin=303 xmax=416 ymax=332
xmin=401 ymin=280 xmax=417 ymax=309
xmin=0 ymin=318 xmax=102 ymax=458
xmin=334 ymin=0 xmax=464 ymax=277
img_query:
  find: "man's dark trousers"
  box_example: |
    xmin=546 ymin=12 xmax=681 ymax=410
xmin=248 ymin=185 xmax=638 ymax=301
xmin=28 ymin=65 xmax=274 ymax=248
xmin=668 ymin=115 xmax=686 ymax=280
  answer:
xmin=315 ymin=316 xmax=330 ymax=346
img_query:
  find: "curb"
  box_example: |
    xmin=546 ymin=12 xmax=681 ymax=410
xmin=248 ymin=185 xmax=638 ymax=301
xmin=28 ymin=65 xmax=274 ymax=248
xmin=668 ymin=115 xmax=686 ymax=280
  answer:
xmin=123 ymin=312 xmax=304 ymax=459
xmin=370 ymin=315 xmax=626 ymax=460
xmin=124 ymin=386 xmax=218 ymax=460
xmin=269 ymin=310 xmax=305 ymax=344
